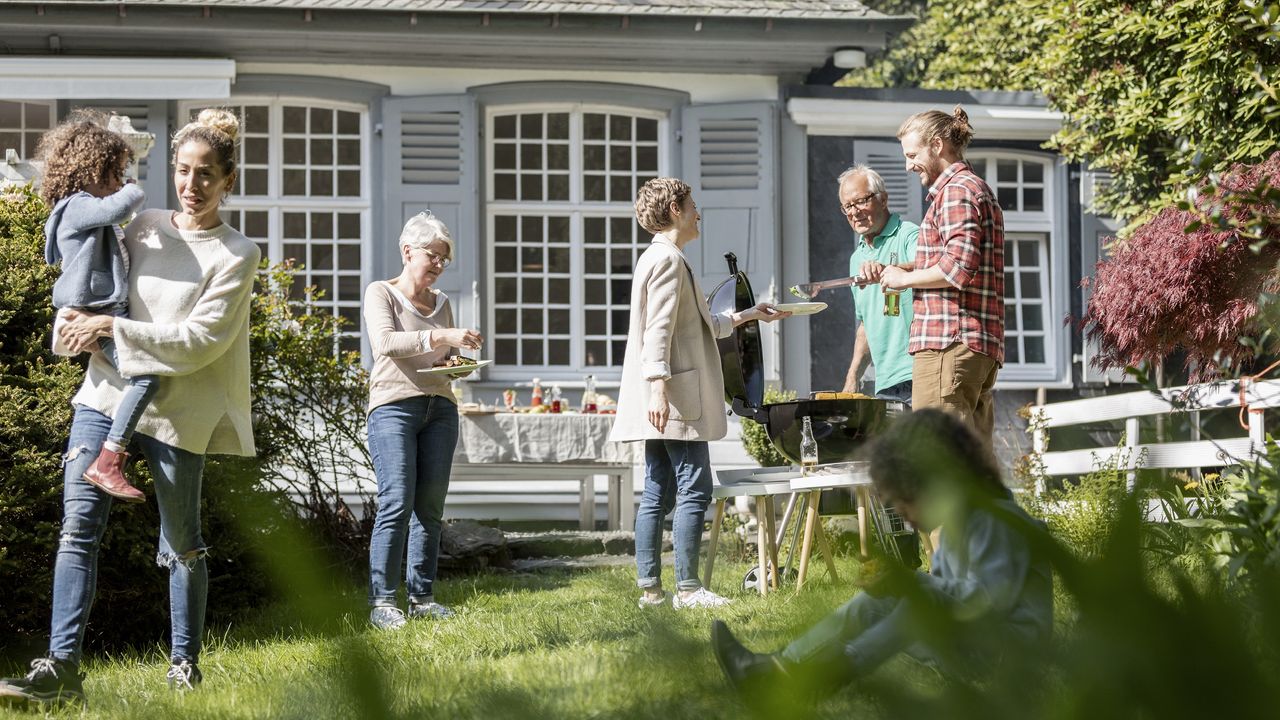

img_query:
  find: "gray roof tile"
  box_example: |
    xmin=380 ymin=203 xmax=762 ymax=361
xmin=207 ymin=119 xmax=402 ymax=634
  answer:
xmin=39 ymin=1 xmax=892 ymax=21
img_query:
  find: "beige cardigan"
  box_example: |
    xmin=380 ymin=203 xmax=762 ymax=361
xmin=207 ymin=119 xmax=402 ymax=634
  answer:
xmin=71 ymin=210 xmax=259 ymax=456
xmin=608 ymin=235 xmax=733 ymax=443
xmin=363 ymin=280 xmax=457 ymax=414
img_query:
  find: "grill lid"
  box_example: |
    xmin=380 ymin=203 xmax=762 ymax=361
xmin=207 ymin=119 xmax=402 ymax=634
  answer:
xmin=708 ymin=252 xmax=765 ymax=419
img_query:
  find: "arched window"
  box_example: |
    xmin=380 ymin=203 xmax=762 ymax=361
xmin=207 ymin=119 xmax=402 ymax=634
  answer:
xmin=181 ymin=99 xmax=371 ymax=355
xmin=486 ymin=105 xmax=667 ymax=378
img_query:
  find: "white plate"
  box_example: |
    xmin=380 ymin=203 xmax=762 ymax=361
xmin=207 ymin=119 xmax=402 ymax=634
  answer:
xmin=775 ymin=302 xmax=828 ymax=316
xmin=417 ymin=359 xmax=494 ymax=376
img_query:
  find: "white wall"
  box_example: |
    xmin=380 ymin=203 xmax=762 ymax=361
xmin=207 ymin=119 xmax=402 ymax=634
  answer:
xmin=237 ymin=63 xmax=778 ymax=104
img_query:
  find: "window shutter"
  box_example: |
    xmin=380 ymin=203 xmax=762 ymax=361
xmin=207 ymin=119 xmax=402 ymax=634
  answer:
xmin=1079 ymin=167 xmax=1129 ymax=384
xmin=679 ymin=101 xmax=777 ymax=290
xmin=77 ymin=101 xmax=168 ymax=210
xmin=853 ymin=139 xmax=922 ymax=225
xmin=380 ymin=94 xmax=479 ymax=347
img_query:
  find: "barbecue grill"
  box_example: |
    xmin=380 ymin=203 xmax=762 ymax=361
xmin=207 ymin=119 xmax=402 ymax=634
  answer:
xmin=707 ymin=252 xmax=905 ymax=465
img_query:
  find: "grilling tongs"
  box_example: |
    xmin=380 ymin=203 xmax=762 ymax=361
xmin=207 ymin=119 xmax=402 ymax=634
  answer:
xmin=789 ymin=275 xmax=869 ymax=300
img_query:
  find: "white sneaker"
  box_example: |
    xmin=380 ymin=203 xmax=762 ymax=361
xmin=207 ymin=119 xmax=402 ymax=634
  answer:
xmin=408 ymin=601 xmax=455 ymax=620
xmin=672 ymin=587 xmax=731 ymax=610
xmin=637 ymin=591 xmax=667 ymax=609
xmin=369 ymin=606 xmax=407 ymax=630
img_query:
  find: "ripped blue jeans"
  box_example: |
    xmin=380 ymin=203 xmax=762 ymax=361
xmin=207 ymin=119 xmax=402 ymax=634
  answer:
xmin=49 ymin=405 xmax=207 ymax=664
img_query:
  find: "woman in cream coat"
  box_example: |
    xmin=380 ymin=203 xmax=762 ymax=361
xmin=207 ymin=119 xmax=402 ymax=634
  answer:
xmin=610 ymin=177 xmax=787 ymax=610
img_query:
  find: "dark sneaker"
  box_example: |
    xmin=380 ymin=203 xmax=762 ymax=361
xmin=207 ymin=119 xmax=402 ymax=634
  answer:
xmin=166 ymin=660 xmax=202 ymax=691
xmin=0 ymin=656 xmax=86 ymax=708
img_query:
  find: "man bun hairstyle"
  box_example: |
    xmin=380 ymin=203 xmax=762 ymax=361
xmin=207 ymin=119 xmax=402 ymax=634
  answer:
xmin=634 ymin=177 xmax=692 ymax=234
xmin=35 ymin=108 xmax=134 ymax=207
xmin=896 ymin=105 xmax=975 ymax=153
xmin=172 ymin=108 xmax=241 ymax=177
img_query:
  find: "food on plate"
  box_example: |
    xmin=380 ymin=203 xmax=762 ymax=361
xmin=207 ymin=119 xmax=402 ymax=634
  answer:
xmin=812 ymin=391 xmax=875 ymax=401
xmin=436 ymin=355 xmax=478 ymax=369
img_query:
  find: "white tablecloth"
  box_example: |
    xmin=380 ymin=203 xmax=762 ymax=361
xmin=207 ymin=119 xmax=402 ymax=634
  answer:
xmin=454 ymin=412 xmax=635 ymax=464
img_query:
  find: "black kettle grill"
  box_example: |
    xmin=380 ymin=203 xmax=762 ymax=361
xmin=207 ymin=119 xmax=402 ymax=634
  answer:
xmin=708 ymin=252 xmax=902 ymax=465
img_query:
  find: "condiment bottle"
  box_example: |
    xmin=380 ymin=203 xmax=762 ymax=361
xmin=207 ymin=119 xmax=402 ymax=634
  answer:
xmin=800 ymin=416 xmax=819 ymax=473
xmin=550 ymin=385 xmax=563 ymax=414
xmin=531 ymin=378 xmax=543 ymax=407
xmin=582 ymin=374 xmax=598 ymax=414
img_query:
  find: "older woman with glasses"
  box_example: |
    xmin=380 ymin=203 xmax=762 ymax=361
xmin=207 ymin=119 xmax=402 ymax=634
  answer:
xmin=364 ymin=211 xmax=482 ymax=630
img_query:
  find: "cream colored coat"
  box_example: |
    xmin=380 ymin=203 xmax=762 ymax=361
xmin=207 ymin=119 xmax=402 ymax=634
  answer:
xmin=608 ymin=235 xmax=733 ymax=443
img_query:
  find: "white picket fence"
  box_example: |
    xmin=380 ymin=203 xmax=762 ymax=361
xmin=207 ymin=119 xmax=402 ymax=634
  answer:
xmin=1030 ymin=378 xmax=1280 ymax=490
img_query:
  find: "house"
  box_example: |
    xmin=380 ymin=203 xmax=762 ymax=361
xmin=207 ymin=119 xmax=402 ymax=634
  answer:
xmin=0 ymin=1 xmax=1116 ymax=520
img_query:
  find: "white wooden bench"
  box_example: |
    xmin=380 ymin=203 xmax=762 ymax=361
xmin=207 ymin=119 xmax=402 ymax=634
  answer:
xmin=448 ymin=461 xmax=635 ymax=531
xmin=1031 ymin=378 xmax=1280 ymax=490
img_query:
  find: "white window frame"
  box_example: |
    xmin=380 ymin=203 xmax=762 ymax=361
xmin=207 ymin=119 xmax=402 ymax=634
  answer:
xmin=968 ymin=151 xmax=1071 ymax=388
xmin=0 ymin=99 xmax=55 ymax=160
xmin=179 ymin=97 xmax=373 ymax=353
xmin=484 ymin=102 xmax=669 ymax=383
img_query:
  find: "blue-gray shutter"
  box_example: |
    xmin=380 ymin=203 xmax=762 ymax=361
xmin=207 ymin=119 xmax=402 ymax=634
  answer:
xmin=679 ymin=102 xmax=778 ymax=291
xmin=75 ymin=101 xmax=168 ymax=210
xmin=853 ymin=139 xmax=923 ymax=226
xmin=379 ymin=93 xmax=479 ymax=342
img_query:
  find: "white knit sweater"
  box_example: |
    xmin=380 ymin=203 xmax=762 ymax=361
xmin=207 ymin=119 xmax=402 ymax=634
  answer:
xmin=71 ymin=209 xmax=260 ymax=456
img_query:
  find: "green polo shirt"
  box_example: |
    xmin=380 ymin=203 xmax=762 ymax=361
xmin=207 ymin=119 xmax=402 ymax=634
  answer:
xmin=849 ymin=213 xmax=919 ymax=393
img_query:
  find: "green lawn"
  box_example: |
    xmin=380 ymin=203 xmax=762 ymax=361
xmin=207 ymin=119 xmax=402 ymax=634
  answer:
xmin=0 ymin=558 xmax=937 ymax=719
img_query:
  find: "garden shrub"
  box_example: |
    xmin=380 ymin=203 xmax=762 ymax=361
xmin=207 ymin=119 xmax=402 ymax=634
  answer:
xmin=739 ymin=386 xmax=795 ymax=467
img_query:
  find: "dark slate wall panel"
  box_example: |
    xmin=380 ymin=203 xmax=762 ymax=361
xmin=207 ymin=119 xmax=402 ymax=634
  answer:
xmin=806 ymin=135 xmax=858 ymax=393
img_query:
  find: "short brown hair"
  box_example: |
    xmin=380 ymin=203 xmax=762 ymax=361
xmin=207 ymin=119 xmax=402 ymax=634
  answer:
xmin=897 ymin=105 xmax=975 ymax=153
xmin=36 ymin=109 xmax=133 ymax=207
xmin=634 ymin=177 xmax=691 ymax=234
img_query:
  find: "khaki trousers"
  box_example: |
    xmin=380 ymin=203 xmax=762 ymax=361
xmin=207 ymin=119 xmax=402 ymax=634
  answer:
xmin=911 ymin=342 xmax=999 ymax=445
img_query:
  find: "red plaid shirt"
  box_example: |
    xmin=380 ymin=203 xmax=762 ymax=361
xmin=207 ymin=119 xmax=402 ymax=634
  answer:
xmin=909 ymin=162 xmax=1005 ymax=364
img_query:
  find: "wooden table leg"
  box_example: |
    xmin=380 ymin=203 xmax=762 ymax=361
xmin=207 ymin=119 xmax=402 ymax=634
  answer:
xmin=756 ymin=499 xmax=769 ymax=596
xmin=856 ymin=486 xmax=870 ymax=558
xmin=796 ymin=490 xmax=820 ymax=590
xmin=816 ymin=520 xmax=840 ymax=582
xmin=579 ymin=477 xmax=593 ymax=531
xmin=619 ymin=466 xmax=636 ymax=531
xmin=704 ymin=498 xmax=725 ymax=592
xmin=606 ymin=473 xmax=618 ymax=531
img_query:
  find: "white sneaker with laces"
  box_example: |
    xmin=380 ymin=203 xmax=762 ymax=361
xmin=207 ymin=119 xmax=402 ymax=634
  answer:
xmin=408 ymin=601 xmax=455 ymax=620
xmin=672 ymin=587 xmax=731 ymax=610
xmin=637 ymin=591 xmax=667 ymax=609
xmin=369 ymin=606 xmax=408 ymax=630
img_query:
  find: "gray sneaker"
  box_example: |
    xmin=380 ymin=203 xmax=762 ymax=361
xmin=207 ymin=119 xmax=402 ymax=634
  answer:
xmin=166 ymin=660 xmax=202 ymax=691
xmin=672 ymin=587 xmax=732 ymax=610
xmin=408 ymin=601 xmax=455 ymax=620
xmin=369 ymin=606 xmax=408 ymax=630
xmin=637 ymin=592 xmax=667 ymax=609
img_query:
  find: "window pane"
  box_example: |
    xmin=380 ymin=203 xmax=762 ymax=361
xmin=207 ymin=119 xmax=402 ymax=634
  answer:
xmin=609 ymin=175 xmax=631 ymax=203
xmin=586 ymin=310 xmax=607 ymax=334
xmin=610 ymin=217 xmax=633 ymax=242
xmin=997 ymin=160 xmax=1018 ymax=184
xmin=584 ymin=144 xmax=605 ymax=171
xmin=548 ymin=279 xmax=570 ymax=304
xmin=311 ymin=169 xmax=334 ymax=195
xmin=337 ymin=110 xmax=360 ymax=135
xmin=1024 ymin=162 xmax=1044 ymax=184
xmin=284 ymin=169 xmax=307 ymax=195
xmin=584 ymin=174 xmax=606 ymax=201
xmin=637 ymin=146 xmax=658 ymax=173
xmin=585 ymin=340 xmax=607 ymax=366
xmin=26 ymin=103 xmax=51 ymax=129
xmin=636 ymin=118 xmax=658 ymax=142
xmin=521 ymin=277 xmax=543 ymax=302
xmin=338 ymin=170 xmax=361 ymax=197
xmin=284 ymin=212 xmax=307 ymax=238
xmin=611 ymin=309 xmax=629 ymax=333
xmin=283 ymin=106 xmax=307 ymax=133
xmin=584 ymin=217 xmax=606 ymax=243
xmin=548 ymin=340 xmax=570 ymax=366
xmin=585 ymin=248 xmax=606 ymax=273
xmin=520 ymin=174 xmax=542 ymax=201
xmin=610 ymin=145 xmax=631 ymax=172
xmin=547 ymin=113 xmax=569 ymax=140
xmin=310 ymin=138 xmax=334 ymax=165
xmin=496 ymin=246 xmax=517 ymax=272
xmin=1020 ymin=272 xmax=1041 ymax=299
xmin=548 ymin=216 xmax=570 ymax=243
xmin=245 ymin=137 xmax=269 ymax=163
xmin=284 ymin=138 xmax=306 ymax=164
xmin=496 ymin=311 xmax=517 ymax=333
xmin=338 ymin=276 xmax=361 ymax=300
xmin=521 ymin=215 xmax=542 ymax=241
xmin=610 ymin=279 xmax=630 ymax=304
xmin=244 ymin=105 xmax=269 ymax=133
xmin=496 ymin=338 xmax=517 ymax=363
xmin=1005 ymin=338 xmax=1020 ymax=364
xmin=548 ymin=309 xmax=570 ymax=334
xmin=548 ymin=174 xmax=569 ymax=201
xmin=1005 ymin=304 xmax=1017 ymax=329
xmin=609 ymin=114 xmax=631 ymax=141
xmin=494 ymin=173 xmax=517 ymax=200
xmin=611 ymin=340 xmax=626 ymax=365
xmin=0 ymin=102 xmax=20 ymax=126
xmin=998 ymin=187 xmax=1018 ymax=211
xmin=0 ymin=132 xmax=21 ymax=154
xmin=520 ymin=143 xmax=542 ymax=170
xmin=338 ymin=139 xmax=361 ymax=165
xmin=1018 ymin=240 xmax=1038 ymax=265
xmin=520 ymin=113 xmax=542 ymax=139
xmin=584 ymin=113 xmax=606 ymax=140
xmin=522 ymin=246 xmax=544 ymax=272
xmin=311 ymin=213 xmax=333 ymax=239
xmin=547 ymin=144 xmax=569 ymax=170
xmin=611 ymin=248 xmax=632 ymax=273
xmin=310 ymin=108 xmax=333 ymax=134
xmin=494 ymin=115 xmax=517 ymax=139
xmin=494 ymin=215 xmax=517 ymax=242
xmin=522 ymin=339 xmax=544 ymax=365
xmin=585 ymin=279 xmax=606 ymax=304
xmin=495 ymin=278 xmax=517 ymax=303
xmin=244 ymin=169 xmax=268 ymax=196
xmin=245 ymin=211 xmax=269 ymax=238
xmin=338 ymin=213 xmax=360 ymax=238
xmin=1024 ymin=336 xmax=1045 ymax=364
xmin=521 ymin=309 xmax=543 ymax=333
xmin=548 ymin=246 xmax=571 ymax=273
xmin=1024 ymin=188 xmax=1044 ymax=212
xmin=338 ymin=245 xmax=361 ymax=270
xmin=1022 ymin=303 xmax=1044 ymax=332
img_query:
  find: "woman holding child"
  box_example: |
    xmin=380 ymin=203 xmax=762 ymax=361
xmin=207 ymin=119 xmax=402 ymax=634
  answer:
xmin=0 ymin=108 xmax=259 ymax=707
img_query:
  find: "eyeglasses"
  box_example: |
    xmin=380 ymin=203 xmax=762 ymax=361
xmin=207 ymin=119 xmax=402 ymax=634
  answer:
xmin=840 ymin=192 xmax=879 ymax=214
xmin=415 ymin=248 xmax=452 ymax=268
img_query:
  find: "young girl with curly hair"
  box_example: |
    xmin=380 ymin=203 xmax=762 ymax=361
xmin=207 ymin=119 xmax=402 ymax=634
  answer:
xmin=39 ymin=110 xmax=154 ymax=503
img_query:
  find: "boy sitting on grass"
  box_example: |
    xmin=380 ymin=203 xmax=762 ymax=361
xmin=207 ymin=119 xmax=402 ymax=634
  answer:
xmin=712 ymin=408 xmax=1053 ymax=701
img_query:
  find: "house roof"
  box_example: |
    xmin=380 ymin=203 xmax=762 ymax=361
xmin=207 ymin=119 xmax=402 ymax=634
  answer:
xmin=40 ymin=1 xmax=895 ymax=21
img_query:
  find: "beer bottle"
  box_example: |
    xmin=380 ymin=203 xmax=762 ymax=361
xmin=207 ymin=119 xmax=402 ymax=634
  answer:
xmin=883 ymin=251 xmax=901 ymax=317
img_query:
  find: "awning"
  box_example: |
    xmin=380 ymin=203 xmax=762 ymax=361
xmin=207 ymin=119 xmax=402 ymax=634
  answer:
xmin=0 ymin=58 xmax=234 ymax=99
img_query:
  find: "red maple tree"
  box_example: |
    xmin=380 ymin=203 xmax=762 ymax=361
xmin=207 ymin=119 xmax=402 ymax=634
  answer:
xmin=1086 ymin=152 xmax=1280 ymax=381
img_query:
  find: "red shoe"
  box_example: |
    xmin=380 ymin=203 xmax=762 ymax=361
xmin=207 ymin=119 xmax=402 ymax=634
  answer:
xmin=83 ymin=446 xmax=146 ymax=503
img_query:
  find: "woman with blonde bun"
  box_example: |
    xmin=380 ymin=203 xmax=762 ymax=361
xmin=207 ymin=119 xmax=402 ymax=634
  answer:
xmin=0 ymin=108 xmax=259 ymax=707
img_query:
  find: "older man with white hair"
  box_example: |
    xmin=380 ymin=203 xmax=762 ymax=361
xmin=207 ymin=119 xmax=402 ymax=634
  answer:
xmin=838 ymin=165 xmax=920 ymax=403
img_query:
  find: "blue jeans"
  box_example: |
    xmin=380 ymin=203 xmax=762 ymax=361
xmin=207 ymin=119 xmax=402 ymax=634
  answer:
xmin=635 ymin=439 xmax=713 ymax=592
xmin=49 ymin=405 xmax=207 ymax=664
xmin=99 ymin=337 xmax=159 ymax=446
xmin=875 ymin=379 xmax=913 ymax=404
xmin=367 ymin=395 xmax=459 ymax=606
